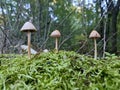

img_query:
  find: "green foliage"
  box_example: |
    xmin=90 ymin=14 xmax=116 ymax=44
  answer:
xmin=0 ymin=51 xmax=120 ymax=90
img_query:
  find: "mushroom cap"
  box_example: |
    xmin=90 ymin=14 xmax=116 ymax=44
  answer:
xmin=20 ymin=22 xmax=37 ymax=32
xmin=89 ymin=30 xmax=101 ymax=38
xmin=50 ymin=30 xmax=61 ymax=38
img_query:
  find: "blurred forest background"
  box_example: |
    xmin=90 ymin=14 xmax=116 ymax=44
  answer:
xmin=0 ymin=0 xmax=120 ymax=57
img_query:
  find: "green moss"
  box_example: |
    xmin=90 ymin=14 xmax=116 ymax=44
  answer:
xmin=0 ymin=51 xmax=120 ymax=90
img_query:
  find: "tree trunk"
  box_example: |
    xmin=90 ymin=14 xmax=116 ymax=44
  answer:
xmin=111 ymin=0 xmax=120 ymax=53
xmin=111 ymin=9 xmax=119 ymax=53
xmin=105 ymin=0 xmax=120 ymax=54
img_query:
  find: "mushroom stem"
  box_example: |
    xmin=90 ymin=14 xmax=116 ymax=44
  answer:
xmin=27 ymin=31 xmax=31 ymax=59
xmin=94 ymin=38 xmax=97 ymax=60
xmin=55 ymin=37 xmax=58 ymax=53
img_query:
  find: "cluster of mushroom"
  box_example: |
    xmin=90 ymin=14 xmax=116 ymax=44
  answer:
xmin=20 ymin=20 xmax=61 ymax=59
xmin=21 ymin=20 xmax=100 ymax=60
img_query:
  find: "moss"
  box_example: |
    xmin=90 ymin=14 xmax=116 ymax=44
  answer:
xmin=0 ymin=51 xmax=120 ymax=90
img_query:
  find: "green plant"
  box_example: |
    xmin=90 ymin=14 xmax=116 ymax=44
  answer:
xmin=0 ymin=51 xmax=120 ymax=90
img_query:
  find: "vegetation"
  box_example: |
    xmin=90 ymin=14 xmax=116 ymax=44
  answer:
xmin=0 ymin=51 xmax=120 ymax=90
xmin=0 ymin=0 xmax=120 ymax=56
xmin=0 ymin=0 xmax=120 ymax=89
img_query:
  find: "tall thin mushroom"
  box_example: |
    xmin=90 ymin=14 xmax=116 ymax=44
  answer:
xmin=50 ymin=30 xmax=61 ymax=53
xmin=89 ymin=30 xmax=101 ymax=60
xmin=20 ymin=21 xmax=37 ymax=59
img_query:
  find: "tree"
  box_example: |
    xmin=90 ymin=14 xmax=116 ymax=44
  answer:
xmin=97 ymin=0 xmax=120 ymax=54
xmin=0 ymin=0 xmax=74 ymax=53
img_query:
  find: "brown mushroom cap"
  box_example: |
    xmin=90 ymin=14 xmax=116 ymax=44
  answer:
xmin=50 ymin=30 xmax=61 ymax=38
xmin=89 ymin=30 xmax=101 ymax=38
xmin=21 ymin=22 xmax=37 ymax=32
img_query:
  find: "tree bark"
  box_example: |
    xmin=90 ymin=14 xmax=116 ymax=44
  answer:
xmin=102 ymin=0 xmax=120 ymax=54
xmin=111 ymin=0 xmax=120 ymax=53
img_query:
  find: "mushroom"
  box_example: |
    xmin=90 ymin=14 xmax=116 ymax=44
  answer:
xmin=89 ymin=30 xmax=101 ymax=60
xmin=20 ymin=21 xmax=37 ymax=59
xmin=50 ymin=30 xmax=61 ymax=53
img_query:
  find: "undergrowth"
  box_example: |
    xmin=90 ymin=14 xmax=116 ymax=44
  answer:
xmin=0 ymin=51 xmax=120 ymax=90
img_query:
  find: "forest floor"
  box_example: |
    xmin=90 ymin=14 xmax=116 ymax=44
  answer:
xmin=0 ymin=51 xmax=120 ymax=90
